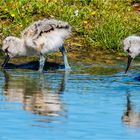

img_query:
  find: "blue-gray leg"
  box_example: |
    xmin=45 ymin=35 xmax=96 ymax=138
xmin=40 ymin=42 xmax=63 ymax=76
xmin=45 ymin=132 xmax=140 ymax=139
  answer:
xmin=59 ymin=45 xmax=71 ymax=70
xmin=39 ymin=54 xmax=46 ymax=72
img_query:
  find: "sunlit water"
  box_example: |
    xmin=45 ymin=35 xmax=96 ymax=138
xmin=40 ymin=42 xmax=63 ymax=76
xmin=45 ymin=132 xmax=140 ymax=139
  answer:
xmin=0 ymin=63 xmax=140 ymax=140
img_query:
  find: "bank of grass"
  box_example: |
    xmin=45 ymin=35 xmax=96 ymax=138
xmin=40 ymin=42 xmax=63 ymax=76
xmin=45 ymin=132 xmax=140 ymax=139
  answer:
xmin=0 ymin=0 xmax=140 ymax=58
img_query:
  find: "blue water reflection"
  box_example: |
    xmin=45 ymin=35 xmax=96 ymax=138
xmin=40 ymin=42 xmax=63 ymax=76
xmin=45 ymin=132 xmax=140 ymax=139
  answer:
xmin=0 ymin=67 xmax=140 ymax=139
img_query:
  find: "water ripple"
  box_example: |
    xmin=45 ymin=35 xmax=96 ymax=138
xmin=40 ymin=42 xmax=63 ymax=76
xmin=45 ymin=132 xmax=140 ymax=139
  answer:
xmin=0 ymin=67 xmax=140 ymax=139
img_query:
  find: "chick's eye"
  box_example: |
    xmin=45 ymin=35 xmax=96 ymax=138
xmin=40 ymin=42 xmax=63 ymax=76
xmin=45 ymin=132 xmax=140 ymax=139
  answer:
xmin=126 ymin=49 xmax=130 ymax=53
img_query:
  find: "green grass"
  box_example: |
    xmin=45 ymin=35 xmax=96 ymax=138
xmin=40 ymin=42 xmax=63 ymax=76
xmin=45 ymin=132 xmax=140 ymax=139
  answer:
xmin=0 ymin=0 xmax=140 ymax=56
xmin=92 ymin=0 xmax=140 ymax=51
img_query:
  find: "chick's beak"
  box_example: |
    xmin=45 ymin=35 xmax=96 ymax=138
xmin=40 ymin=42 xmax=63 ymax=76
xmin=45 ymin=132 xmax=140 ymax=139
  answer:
xmin=125 ymin=55 xmax=133 ymax=73
xmin=1 ymin=55 xmax=10 ymax=68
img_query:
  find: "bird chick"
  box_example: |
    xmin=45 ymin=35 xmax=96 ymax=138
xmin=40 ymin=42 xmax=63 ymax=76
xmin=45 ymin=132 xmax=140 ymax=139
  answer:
xmin=2 ymin=19 xmax=71 ymax=72
xmin=123 ymin=35 xmax=140 ymax=73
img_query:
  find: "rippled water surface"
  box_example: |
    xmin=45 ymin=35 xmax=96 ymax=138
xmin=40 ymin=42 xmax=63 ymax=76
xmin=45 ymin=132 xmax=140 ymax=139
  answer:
xmin=1 ymin=63 xmax=140 ymax=140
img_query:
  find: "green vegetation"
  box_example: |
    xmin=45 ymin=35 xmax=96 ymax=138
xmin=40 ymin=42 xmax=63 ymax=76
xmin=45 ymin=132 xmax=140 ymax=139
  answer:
xmin=0 ymin=0 xmax=140 ymax=57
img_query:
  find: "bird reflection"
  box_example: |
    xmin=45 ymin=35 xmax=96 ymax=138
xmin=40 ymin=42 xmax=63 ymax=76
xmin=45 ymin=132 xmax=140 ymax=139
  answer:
xmin=122 ymin=94 xmax=140 ymax=127
xmin=2 ymin=69 xmax=69 ymax=117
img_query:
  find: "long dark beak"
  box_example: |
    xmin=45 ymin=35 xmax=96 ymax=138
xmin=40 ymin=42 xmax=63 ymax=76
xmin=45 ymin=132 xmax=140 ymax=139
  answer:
xmin=1 ymin=55 xmax=10 ymax=68
xmin=125 ymin=55 xmax=133 ymax=74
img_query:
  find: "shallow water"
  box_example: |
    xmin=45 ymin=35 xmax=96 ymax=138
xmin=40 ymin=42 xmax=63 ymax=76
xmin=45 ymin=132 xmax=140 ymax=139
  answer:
xmin=0 ymin=63 xmax=140 ymax=140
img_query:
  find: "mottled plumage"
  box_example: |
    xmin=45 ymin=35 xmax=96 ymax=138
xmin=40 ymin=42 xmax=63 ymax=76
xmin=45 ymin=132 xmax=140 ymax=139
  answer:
xmin=22 ymin=19 xmax=70 ymax=39
xmin=1 ymin=19 xmax=71 ymax=72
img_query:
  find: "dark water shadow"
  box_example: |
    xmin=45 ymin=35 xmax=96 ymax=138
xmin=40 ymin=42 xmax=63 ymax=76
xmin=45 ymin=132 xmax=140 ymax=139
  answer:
xmin=3 ymin=61 xmax=65 ymax=71
xmin=134 ymin=75 xmax=140 ymax=82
